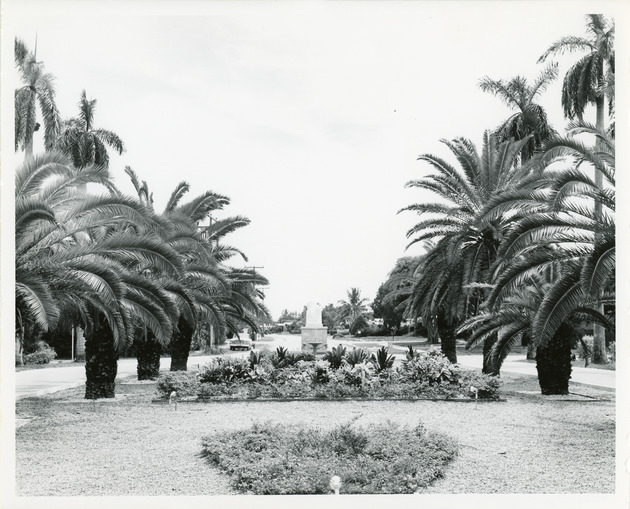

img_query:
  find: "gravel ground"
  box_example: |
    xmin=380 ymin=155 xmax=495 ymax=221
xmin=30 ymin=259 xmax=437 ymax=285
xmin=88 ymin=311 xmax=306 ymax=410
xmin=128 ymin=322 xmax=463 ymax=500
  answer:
xmin=15 ymin=374 xmax=615 ymax=496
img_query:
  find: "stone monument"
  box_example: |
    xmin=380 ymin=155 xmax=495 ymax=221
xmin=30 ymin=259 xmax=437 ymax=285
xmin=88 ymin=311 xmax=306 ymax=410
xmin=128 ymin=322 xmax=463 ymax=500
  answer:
xmin=301 ymin=301 xmax=327 ymax=358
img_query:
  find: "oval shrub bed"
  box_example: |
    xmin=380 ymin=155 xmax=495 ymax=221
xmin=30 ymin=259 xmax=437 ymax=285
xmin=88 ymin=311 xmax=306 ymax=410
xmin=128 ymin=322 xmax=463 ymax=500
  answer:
xmin=156 ymin=346 xmax=501 ymax=401
xmin=200 ymin=419 xmax=458 ymax=494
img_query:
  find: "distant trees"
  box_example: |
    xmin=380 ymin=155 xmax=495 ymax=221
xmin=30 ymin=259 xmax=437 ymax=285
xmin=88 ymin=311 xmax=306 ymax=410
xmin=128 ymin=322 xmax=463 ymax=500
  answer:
xmin=372 ymin=257 xmax=421 ymax=335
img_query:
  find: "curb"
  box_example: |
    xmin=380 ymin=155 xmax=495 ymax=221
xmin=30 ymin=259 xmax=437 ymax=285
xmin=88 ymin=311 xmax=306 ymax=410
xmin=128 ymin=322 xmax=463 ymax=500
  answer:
xmin=16 ymin=382 xmax=85 ymax=400
xmin=151 ymin=397 xmax=507 ymax=404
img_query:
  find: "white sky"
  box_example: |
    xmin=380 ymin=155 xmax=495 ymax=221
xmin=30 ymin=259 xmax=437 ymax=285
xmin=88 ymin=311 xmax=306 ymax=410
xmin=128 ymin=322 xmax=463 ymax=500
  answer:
xmin=2 ymin=0 xmax=626 ymax=320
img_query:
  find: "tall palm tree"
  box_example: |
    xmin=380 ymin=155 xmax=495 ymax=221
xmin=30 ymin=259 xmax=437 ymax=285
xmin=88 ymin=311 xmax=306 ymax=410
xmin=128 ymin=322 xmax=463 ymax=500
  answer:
xmin=538 ymin=14 xmax=615 ymax=363
xmin=538 ymin=14 xmax=614 ymax=130
xmin=401 ymin=133 xmax=532 ymax=368
xmin=482 ymin=124 xmax=615 ymax=382
xmin=55 ymin=89 xmax=125 ymax=169
xmin=14 ymin=37 xmax=61 ymax=155
xmin=339 ymin=288 xmax=368 ymax=326
xmin=478 ymin=64 xmax=558 ymax=160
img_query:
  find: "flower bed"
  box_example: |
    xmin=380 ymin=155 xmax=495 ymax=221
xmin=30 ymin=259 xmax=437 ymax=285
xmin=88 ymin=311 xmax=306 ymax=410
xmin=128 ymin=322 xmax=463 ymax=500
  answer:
xmin=200 ymin=419 xmax=458 ymax=494
xmin=156 ymin=346 xmax=501 ymax=401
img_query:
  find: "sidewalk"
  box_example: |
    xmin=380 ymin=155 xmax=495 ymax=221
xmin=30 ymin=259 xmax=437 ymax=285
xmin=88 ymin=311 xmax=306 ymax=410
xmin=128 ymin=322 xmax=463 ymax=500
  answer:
xmin=455 ymin=354 xmax=615 ymax=389
xmin=15 ymin=355 xmax=220 ymax=400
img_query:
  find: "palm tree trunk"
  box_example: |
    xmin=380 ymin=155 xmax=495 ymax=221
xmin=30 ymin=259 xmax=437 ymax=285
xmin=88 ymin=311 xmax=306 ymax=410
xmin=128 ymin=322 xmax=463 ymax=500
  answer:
xmin=84 ymin=315 xmax=118 ymax=399
xmin=426 ymin=316 xmax=440 ymax=344
xmin=535 ymin=323 xmax=573 ymax=395
xmin=482 ymin=333 xmax=499 ymax=375
xmin=136 ymin=330 xmax=162 ymax=380
xmin=436 ymin=311 xmax=457 ymax=363
xmin=592 ymin=93 xmax=608 ymax=364
xmin=170 ymin=317 xmax=194 ymax=371
xmin=522 ymin=330 xmax=537 ymax=360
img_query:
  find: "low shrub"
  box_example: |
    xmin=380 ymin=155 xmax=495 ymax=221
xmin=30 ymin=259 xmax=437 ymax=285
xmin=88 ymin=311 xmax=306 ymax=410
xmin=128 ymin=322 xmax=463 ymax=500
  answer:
xmin=199 ymin=357 xmax=251 ymax=384
xmin=23 ymin=343 xmax=57 ymax=365
xmin=192 ymin=344 xmax=501 ymax=401
xmin=201 ymin=420 xmax=458 ymax=494
xmin=399 ymin=347 xmax=459 ymax=385
xmin=458 ymin=371 xmax=502 ymax=399
xmin=155 ymin=371 xmax=199 ymax=398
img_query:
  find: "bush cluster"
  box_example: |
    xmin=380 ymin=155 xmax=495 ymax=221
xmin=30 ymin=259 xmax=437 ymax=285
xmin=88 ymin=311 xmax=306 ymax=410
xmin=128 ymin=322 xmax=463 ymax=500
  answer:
xmin=200 ymin=420 xmax=458 ymax=494
xmin=23 ymin=342 xmax=57 ymax=364
xmin=155 ymin=371 xmax=200 ymax=398
xmin=156 ymin=346 xmax=501 ymax=400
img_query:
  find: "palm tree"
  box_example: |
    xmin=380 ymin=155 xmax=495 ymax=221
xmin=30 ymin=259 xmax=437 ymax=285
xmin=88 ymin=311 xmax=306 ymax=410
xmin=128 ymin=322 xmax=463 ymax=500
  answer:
xmin=14 ymin=37 xmax=61 ymax=155
xmin=538 ymin=14 xmax=614 ymax=130
xmin=16 ymin=152 xmax=183 ymax=397
xmin=482 ymin=124 xmax=615 ymax=385
xmin=126 ymin=170 xmax=270 ymax=372
xmin=478 ymin=64 xmax=558 ymax=160
xmin=538 ymin=14 xmax=615 ymax=363
xmin=339 ymin=288 xmax=368 ymax=327
xmin=55 ymin=89 xmax=125 ymax=169
xmin=401 ymin=133 xmax=532 ymax=369
xmin=459 ymin=272 xmax=603 ymax=394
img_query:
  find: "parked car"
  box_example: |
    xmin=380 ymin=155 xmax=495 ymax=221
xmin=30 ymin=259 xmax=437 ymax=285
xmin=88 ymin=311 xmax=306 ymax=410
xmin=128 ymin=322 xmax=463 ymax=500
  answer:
xmin=229 ymin=336 xmax=253 ymax=351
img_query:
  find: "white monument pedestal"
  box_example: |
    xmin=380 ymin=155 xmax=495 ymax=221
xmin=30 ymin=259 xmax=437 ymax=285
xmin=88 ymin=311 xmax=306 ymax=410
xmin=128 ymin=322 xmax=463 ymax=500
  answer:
xmin=301 ymin=301 xmax=327 ymax=358
xmin=301 ymin=327 xmax=328 ymax=358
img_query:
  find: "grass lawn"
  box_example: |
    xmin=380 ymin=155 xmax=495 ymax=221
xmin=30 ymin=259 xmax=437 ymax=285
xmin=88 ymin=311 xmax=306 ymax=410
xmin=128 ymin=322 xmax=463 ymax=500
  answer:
xmin=15 ymin=372 xmax=615 ymax=496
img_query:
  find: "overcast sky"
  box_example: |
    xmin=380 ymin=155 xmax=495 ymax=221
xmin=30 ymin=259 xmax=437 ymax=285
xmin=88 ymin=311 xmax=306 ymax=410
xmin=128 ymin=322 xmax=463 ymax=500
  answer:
xmin=3 ymin=1 xmax=625 ymax=319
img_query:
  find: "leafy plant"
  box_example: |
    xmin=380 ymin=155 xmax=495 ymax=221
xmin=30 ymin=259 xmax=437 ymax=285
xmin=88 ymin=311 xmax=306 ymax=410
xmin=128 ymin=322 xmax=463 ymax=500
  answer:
xmin=399 ymin=347 xmax=459 ymax=385
xmin=310 ymin=360 xmax=330 ymax=384
xmin=370 ymin=346 xmax=395 ymax=373
xmin=344 ymin=347 xmax=370 ymax=367
xmin=199 ymin=357 xmax=250 ymax=384
xmin=200 ymin=420 xmax=458 ymax=494
xmin=275 ymin=346 xmax=288 ymax=362
xmin=155 ymin=371 xmax=199 ymax=398
xmin=248 ymin=350 xmax=263 ymax=370
xmin=23 ymin=342 xmax=57 ymax=365
xmin=323 ymin=345 xmax=347 ymax=369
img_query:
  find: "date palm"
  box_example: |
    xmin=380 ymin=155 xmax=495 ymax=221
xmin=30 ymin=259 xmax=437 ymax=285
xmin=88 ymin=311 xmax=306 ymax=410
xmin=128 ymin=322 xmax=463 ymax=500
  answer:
xmin=459 ymin=271 xmax=609 ymax=393
xmin=16 ymin=152 xmax=183 ymax=396
xmin=55 ymin=89 xmax=125 ymax=168
xmin=14 ymin=37 xmax=61 ymax=155
xmin=479 ymin=64 xmax=558 ymax=160
xmin=401 ymin=133 xmax=532 ymax=368
xmin=126 ymin=170 xmax=270 ymax=371
xmin=484 ymin=124 xmax=615 ymax=375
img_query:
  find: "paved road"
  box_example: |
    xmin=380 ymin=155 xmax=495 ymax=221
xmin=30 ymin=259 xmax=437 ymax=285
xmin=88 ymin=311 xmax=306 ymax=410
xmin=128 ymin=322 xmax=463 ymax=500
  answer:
xmin=456 ymin=353 xmax=616 ymax=389
xmin=15 ymin=334 xmax=614 ymax=398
